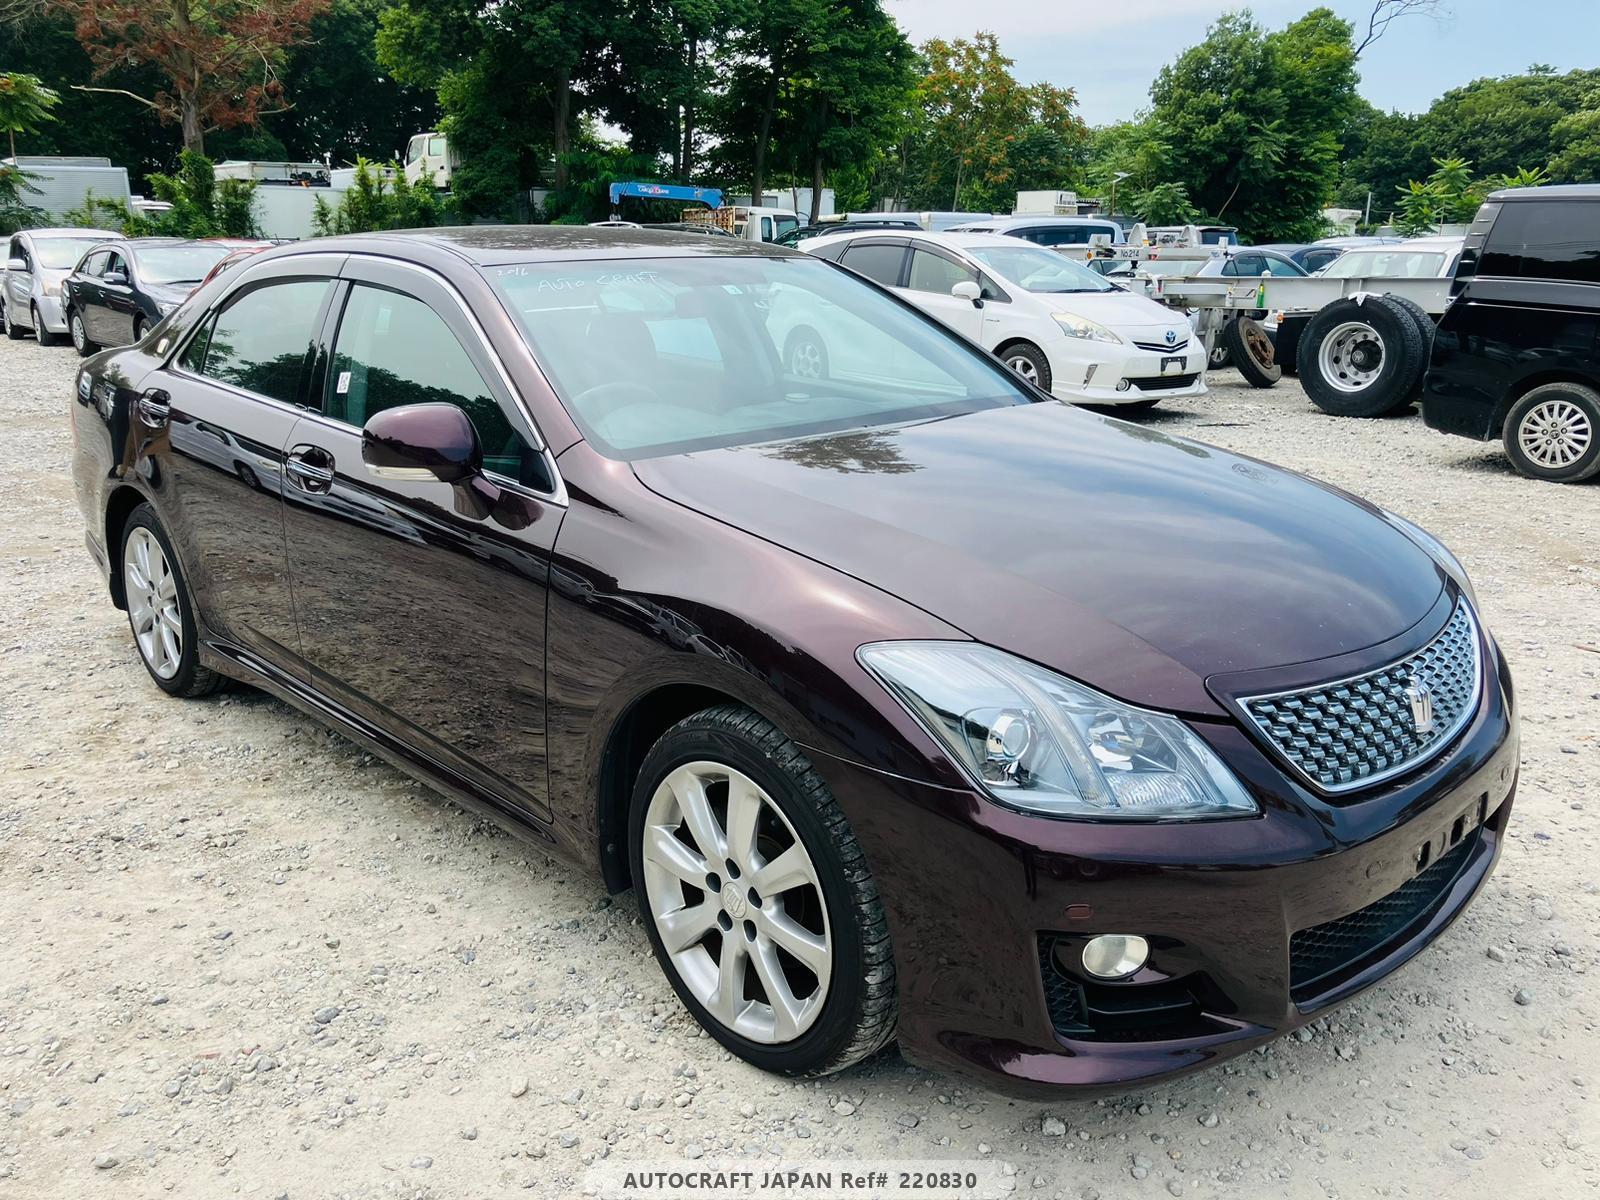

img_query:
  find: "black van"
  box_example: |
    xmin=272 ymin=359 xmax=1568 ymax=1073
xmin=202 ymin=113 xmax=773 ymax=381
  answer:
xmin=1422 ymin=184 xmax=1600 ymax=482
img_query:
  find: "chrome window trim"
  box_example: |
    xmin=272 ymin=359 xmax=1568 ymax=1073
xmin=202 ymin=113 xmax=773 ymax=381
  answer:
xmin=1233 ymin=598 xmax=1484 ymax=796
xmin=164 ymin=252 xmax=568 ymax=508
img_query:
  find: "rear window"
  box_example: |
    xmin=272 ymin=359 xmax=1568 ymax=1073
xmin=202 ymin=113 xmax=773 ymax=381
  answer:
xmin=1478 ymin=200 xmax=1600 ymax=284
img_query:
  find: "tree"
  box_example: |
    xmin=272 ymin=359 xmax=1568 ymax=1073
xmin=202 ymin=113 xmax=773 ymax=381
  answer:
xmin=1550 ymin=92 xmax=1600 ymax=182
xmin=311 ymin=157 xmax=450 ymax=232
xmin=900 ymin=33 xmax=1085 ymax=213
xmin=0 ymin=162 xmax=45 ymax=233
xmin=1148 ymin=8 xmax=1359 ymax=241
xmin=1417 ymin=67 xmax=1600 ymax=180
xmin=0 ymin=71 xmax=59 ymax=159
xmin=1354 ymin=0 xmax=1448 ymax=55
xmin=54 ymin=0 xmax=330 ymax=155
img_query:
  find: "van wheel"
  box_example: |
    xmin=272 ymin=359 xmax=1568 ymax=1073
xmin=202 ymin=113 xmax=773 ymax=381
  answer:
xmin=1297 ymin=296 xmax=1423 ymax=417
xmin=629 ymin=704 xmax=896 ymax=1077
xmin=1223 ymin=316 xmax=1282 ymax=388
xmin=998 ymin=342 xmax=1052 ymax=392
xmin=1503 ymin=383 xmax=1600 ymax=483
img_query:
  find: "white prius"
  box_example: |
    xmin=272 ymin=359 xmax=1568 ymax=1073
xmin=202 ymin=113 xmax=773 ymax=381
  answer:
xmin=798 ymin=229 xmax=1205 ymax=409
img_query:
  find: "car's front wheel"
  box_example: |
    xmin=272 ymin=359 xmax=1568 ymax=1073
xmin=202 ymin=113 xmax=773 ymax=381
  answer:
xmin=998 ymin=342 xmax=1052 ymax=392
xmin=33 ymin=304 xmax=63 ymax=346
xmin=119 ymin=504 xmax=228 ymax=697
xmin=629 ymin=704 xmax=896 ymax=1076
xmin=1503 ymin=383 xmax=1600 ymax=483
xmin=69 ymin=308 xmax=97 ymax=357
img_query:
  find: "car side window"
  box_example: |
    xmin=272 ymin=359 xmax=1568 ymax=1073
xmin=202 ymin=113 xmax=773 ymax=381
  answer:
xmin=1265 ymin=256 xmax=1302 ymax=277
xmin=10 ymin=237 xmax=29 ymax=270
xmin=1224 ymin=254 xmax=1266 ymax=277
xmin=1480 ymin=200 xmax=1600 ymax=285
xmin=326 ymin=284 xmax=538 ymax=482
xmin=81 ymin=252 xmax=109 ymax=277
xmin=104 ymin=251 xmax=128 ymax=279
xmin=838 ymin=243 xmax=906 ymax=287
xmin=1027 ymin=226 xmax=1090 ymax=246
xmin=908 ymin=248 xmax=979 ymax=295
xmin=194 ymin=279 xmax=331 ymax=404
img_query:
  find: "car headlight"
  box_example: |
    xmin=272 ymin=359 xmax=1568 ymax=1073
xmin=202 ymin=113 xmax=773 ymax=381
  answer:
xmin=1052 ymin=311 xmax=1121 ymax=344
xmin=156 ymin=299 xmax=180 ymax=315
xmin=1378 ymin=508 xmax=1477 ymax=608
xmin=44 ymin=279 xmax=62 ymax=297
xmin=859 ymin=641 xmax=1258 ymax=820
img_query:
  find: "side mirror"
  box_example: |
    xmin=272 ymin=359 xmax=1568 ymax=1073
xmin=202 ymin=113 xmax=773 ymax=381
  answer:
xmin=361 ymin=403 xmax=481 ymax=484
xmin=104 ymin=270 xmax=129 ymax=286
xmin=951 ymin=280 xmax=983 ymax=306
xmin=6 ymin=257 xmax=26 ymax=273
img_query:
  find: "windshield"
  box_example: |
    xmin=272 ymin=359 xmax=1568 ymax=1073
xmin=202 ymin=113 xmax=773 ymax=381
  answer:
xmin=137 ymin=245 xmax=231 ymax=285
xmin=35 ymin=237 xmax=104 ymax=269
xmin=963 ymin=244 xmax=1114 ymax=293
xmin=1321 ymin=248 xmax=1446 ymax=278
xmin=488 ymin=255 xmax=1033 ymax=459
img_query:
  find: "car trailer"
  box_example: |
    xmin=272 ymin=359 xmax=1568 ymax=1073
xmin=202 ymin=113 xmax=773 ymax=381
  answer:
xmin=1062 ymin=233 xmax=1452 ymax=417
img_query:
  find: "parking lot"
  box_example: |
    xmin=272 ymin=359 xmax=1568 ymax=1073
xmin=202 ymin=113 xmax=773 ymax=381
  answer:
xmin=1 ymin=331 xmax=1595 ymax=1199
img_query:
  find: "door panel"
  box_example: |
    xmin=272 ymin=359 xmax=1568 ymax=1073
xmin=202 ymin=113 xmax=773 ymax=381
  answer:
xmin=900 ymin=250 xmax=985 ymax=343
xmin=280 ymin=262 xmax=562 ymax=820
xmin=151 ymin=259 xmax=343 ymax=664
xmin=102 ymin=251 xmax=139 ymax=344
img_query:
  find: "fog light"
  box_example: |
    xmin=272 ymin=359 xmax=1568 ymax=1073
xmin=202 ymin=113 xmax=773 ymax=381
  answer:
xmin=1115 ymin=378 xmax=1131 ymax=392
xmin=1081 ymin=934 xmax=1148 ymax=979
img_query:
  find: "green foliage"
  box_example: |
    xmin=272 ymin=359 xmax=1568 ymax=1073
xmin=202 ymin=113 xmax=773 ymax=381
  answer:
xmin=1550 ymin=89 xmax=1600 ymax=182
xmin=1146 ymin=8 xmax=1359 ymax=242
xmin=1393 ymin=157 xmax=1549 ymax=235
xmin=0 ymin=72 xmax=61 ymax=160
xmin=311 ymin=158 xmax=452 ymax=234
xmin=1126 ymin=182 xmax=1201 ymax=226
xmin=543 ymin=143 xmax=672 ymax=224
xmin=889 ymin=33 xmax=1084 ymax=213
xmin=0 ymin=165 xmax=47 ymax=235
xmin=61 ymin=189 xmax=145 ymax=234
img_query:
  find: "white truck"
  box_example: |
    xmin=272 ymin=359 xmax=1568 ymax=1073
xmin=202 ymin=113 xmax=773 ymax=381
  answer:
xmin=403 ymin=132 xmax=459 ymax=190
xmin=2 ymin=156 xmax=131 ymax=219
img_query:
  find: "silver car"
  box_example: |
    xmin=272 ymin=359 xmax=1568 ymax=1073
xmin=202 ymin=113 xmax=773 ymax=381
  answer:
xmin=3 ymin=227 xmax=124 ymax=344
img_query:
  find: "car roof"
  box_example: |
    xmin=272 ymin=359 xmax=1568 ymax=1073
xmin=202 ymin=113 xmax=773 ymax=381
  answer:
xmin=802 ymin=228 xmax=1017 ymax=254
xmin=1487 ymin=183 xmax=1600 ymax=202
xmin=276 ymin=226 xmax=802 ymax=265
xmin=17 ymin=227 xmax=124 ymax=241
xmin=957 ymin=215 xmax=1118 ymax=228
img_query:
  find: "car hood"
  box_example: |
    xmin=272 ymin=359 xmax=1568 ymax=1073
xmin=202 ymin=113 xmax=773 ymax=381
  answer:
xmin=632 ymin=403 xmax=1445 ymax=716
xmin=1043 ymin=288 xmax=1189 ymax=336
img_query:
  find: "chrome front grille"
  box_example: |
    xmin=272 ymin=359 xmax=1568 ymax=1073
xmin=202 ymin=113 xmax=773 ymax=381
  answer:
xmin=1133 ymin=337 xmax=1190 ymax=353
xmin=1240 ymin=599 xmax=1481 ymax=793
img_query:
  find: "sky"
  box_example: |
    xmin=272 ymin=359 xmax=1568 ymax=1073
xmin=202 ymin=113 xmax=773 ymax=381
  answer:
xmin=885 ymin=0 xmax=1597 ymax=126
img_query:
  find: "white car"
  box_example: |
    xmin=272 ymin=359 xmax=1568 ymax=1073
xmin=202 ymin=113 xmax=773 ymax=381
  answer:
xmin=800 ymin=229 xmax=1204 ymax=408
xmin=1313 ymin=236 xmax=1464 ymax=280
xmin=3 ymin=227 xmax=125 ymax=344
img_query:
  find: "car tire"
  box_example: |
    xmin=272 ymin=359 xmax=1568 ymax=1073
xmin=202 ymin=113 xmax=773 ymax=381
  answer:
xmin=629 ymin=703 xmax=896 ymax=1078
xmin=32 ymin=304 xmax=63 ymax=346
xmin=1208 ymin=335 xmax=1232 ymax=370
xmin=1297 ymin=296 xmax=1424 ymax=417
xmin=132 ymin=316 xmax=148 ymax=344
xmin=1224 ymin=316 xmax=1282 ymax=388
xmin=2 ymin=300 xmax=22 ymax=340
xmin=69 ymin=308 xmax=97 ymax=357
xmin=998 ymin=342 xmax=1052 ymax=392
xmin=119 ymin=504 xmax=228 ymax=698
xmin=1502 ymin=382 xmax=1600 ymax=484
xmin=784 ymin=328 xmax=829 ymax=380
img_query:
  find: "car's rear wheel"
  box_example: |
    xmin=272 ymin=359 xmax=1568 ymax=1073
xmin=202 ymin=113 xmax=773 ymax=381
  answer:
xmin=33 ymin=304 xmax=63 ymax=346
xmin=70 ymin=308 xmax=97 ymax=357
xmin=998 ymin=342 xmax=1052 ymax=392
xmin=119 ymin=505 xmax=228 ymax=697
xmin=1503 ymin=383 xmax=1600 ymax=483
xmin=629 ymin=704 xmax=896 ymax=1077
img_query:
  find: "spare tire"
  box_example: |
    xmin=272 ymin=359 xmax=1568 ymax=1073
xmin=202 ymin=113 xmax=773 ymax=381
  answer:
xmin=1223 ymin=316 xmax=1282 ymax=388
xmin=1378 ymin=294 xmax=1437 ymax=412
xmin=1297 ymin=296 xmax=1425 ymax=417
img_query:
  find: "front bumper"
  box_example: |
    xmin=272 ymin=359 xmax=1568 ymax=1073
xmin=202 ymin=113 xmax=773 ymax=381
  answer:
xmin=810 ymin=633 xmax=1516 ymax=1096
xmin=1048 ymin=342 xmax=1208 ymax=406
xmin=34 ymin=294 xmax=67 ymax=333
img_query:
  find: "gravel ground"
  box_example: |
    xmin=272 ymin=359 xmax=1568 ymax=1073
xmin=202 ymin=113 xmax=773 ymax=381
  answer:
xmin=1 ymin=332 xmax=1596 ymax=1200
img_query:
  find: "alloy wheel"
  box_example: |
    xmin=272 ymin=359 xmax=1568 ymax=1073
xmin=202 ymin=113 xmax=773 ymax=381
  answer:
xmin=71 ymin=312 xmax=86 ymax=352
xmin=1317 ymin=320 xmax=1384 ymax=393
xmin=123 ymin=526 xmax=183 ymax=679
xmin=1517 ymin=399 xmax=1593 ymax=469
xmin=640 ymin=760 xmax=831 ymax=1044
xmin=789 ymin=340 xmax=824 ymax=379
xmin=1006 ymin=354 xmax=1039 ymax=384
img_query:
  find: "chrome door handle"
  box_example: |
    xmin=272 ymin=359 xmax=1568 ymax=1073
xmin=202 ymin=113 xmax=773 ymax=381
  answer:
xmin=285 ymin=446 xmax=335 ymax=494
xmin=137 ymin=389 xmax=171 ymax=426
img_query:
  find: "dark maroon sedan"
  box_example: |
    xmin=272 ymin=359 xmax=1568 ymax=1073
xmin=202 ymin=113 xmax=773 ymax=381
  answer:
xmin=69 ymin=228 xmax=1517 ymax=1095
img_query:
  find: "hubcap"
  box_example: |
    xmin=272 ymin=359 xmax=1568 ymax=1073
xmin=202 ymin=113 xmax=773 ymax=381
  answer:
xmin=1318 ymin=321 xmax=1384 ymax=393
xmin=1518 ymin=399 xmax=1593 ymax=468
xmin=123 ymin=527 xmax=183 ymax=679
xmin=789 ymin=340 xmax=823 ymax=379
xmin=641 ymin=761 xmax=831 ymax=1044
xmin=1006 ymin=354 xmax=1039 ymax=383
